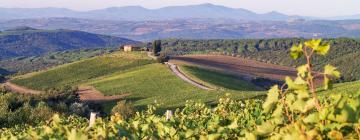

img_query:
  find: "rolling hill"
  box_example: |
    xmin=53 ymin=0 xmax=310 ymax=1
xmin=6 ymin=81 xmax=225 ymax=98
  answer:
xmin=0 ymin=48 xmax=117 ymax=75
xmin=0 ymin=27 xmax=138 ymax=60
xmin=161 ymin=38 xmax=360 ymax=82
xmin=10 ymin=51 xmax=263 ymax=110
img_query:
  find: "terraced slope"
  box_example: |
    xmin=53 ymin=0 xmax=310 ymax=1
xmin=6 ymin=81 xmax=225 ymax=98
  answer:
xmin=11 ymin=52 xmax=154 ymax=90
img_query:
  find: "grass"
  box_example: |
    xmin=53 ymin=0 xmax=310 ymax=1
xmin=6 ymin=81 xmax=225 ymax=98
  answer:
xmin=178 ymin=65 xmax=261 ymax=91
xmin=89 ymin=63 xmax=265 ymax=110
xmin=11 ymin=52 xmax=155 ymax=90
xmin=319 ymin=80 xmax=360 ymax=95
xmin=10 ymin=51 xmax=266 ymax=111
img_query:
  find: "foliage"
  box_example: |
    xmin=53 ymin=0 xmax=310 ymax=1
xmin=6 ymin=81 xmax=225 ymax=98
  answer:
xmin=0 ymin=98 xmax=265 ymax=139
xmin=157 ymin=52 xmax=170 ymax=63
xmin=152 ymin=40 xmax=162 ymax=56
xmin=251 ymin=39 xmax=359 ymax=139
xmin=1 ymin=39 xmax=358 ymax=139
xmin=111 ymin=100 xmax=136 ymax=119
xmin=161 ymin=38 xmax=360 ymax=82
xmin=0 ymin=85 xmax=84 ymax=128
xmin=0 ymin=27 xmax=137 ymax=60
xmin=0 ymin=48 xmax=116 ymax=75
xmin=0 ymin=74 xmax=5 ymax=82
xmin=0 ymin=93 xmax=55 ymax=128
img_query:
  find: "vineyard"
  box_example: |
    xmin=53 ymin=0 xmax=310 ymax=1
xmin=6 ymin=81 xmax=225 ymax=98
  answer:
xmin=11 ymin=52 xmax=155 ymax=90
xmin=9 ymin=51 xmax=264 ymax=111
xmin=88 ymin=63 xmax=263 ymax=110
xmin=0 ymin=39 xmax=359 ymax=139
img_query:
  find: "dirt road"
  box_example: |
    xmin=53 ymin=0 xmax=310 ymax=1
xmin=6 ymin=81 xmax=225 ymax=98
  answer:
xmin=77 ymin=86 xmax=130 ymax=102
xmin=166 ymin=62 xmax=213 ymax=90
xmin=3 ymin=81 xmax=42 ymax=94
xmin=2 ymin=81 xmax=128 ymax=102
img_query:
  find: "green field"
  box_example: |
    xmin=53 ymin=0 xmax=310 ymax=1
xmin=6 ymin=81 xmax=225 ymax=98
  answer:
xmin=178 ymin=65 xmax=261 ymax=91
xmin=11 ymin=52 xmax=155 ymax=90
xmin=319 ymin=80 xmax=360 ymax=95
xmin=11 ymin=51 xmax=264 ymax=110
xmin=89 ymin=63 xmax=264 ymax=110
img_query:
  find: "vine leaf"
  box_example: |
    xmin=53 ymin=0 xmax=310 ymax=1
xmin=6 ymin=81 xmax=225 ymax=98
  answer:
xmin=290 ymin=44 xmax=303 ymax=59
xmin=303 ymin=112 xmax=320 ymax=124
xmin=304 ymin=39 xmax=321 ymax=49
xmin=314 ymin=43 xmax=330 ymax=55
xmin=297 ymin=65 xmax=308 ymax=78
xmin=286 ymin=77 xmax=307 ymax=90
xmin=324 ymin=65 xmax=341 ymax=78
xmin=263 ymin=85 xmax=280 ymax=113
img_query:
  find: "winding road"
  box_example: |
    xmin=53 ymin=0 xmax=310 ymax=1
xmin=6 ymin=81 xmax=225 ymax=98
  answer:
xmin=166 ymin=62 xmax=213 ymax=90
xmin=1 ymin=81 xmax=127 ymax=102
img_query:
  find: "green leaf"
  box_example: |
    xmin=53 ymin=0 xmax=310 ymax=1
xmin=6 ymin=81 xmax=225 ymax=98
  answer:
xmin=207 ymin=134 xmax=221 ymax=140
xmin=286 ymin=77 xmax=307 ymax=90
xmin=314 ymin=43 xmax=330 ymax=55
xmin=244 ymin=132 xmax=257 ymax=140
xmin=304 ymin=39 xmax=321 ymax=49
xmin=324 ymin=65 xmax=341 ymax=78
xmin=303 ymin=112 xmax=320 ymax=124
xmin=256 ymin=121 xmax=275 ymax=135
xmin=263 ymin=85 xmax=280 ymax=113
xmin=290 ymin=44 xmax=303 ymax=59
xmin=297 ymin=65 xmax=308 ymax=78
xmin=291 ymin=99 xmax=307 ymax=112
xmin=295 ymin=90 xmax=310 ymax=99
xmin=68 ymin=129 xmax=88 ymax=140
xmin=323 ymin=76 xmax=330 ymax=90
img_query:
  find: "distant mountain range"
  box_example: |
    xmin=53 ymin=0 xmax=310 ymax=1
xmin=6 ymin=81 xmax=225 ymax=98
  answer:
xmin=0 ymin=27 xmax=137 ymax=60
xmin=1 ymin=18 xmax=359 ymax=41
xmin=0 ymin=3 xmax=359 ymax=21
xmin=0 ymin=3 xmax=342 ymax=21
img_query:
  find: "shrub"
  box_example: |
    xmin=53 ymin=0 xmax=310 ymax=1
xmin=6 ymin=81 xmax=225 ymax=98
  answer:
xmin=111 ymin=100 xmax=135 ymax=119
xmin=0 ymin=74 xmax=5 ymax=82
xmin=153 ymin=40 xmax=162 ymax=56
xmin=157 ymin=52 xmax=170 ymax=63
xmin=69 ymin=102 xmax=90 ymax=116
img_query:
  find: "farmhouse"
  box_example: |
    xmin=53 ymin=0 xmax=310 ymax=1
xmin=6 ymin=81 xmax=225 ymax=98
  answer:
xmin=124 ymin=45 xmax=135 ymax=52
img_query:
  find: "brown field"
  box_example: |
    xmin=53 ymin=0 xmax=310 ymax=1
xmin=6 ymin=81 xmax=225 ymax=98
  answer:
xmin=169 ymin=55 xmax=321 ymax=84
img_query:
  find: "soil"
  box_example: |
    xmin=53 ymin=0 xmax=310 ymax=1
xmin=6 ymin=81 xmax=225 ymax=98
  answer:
xmin=3 ymin=81 xmax=42 ymax=94
xmin=169 ymin=55 xmax=322 ymax=87
xmin=77 ymin=86 xmax=130 ymax=102
xmin=2 ymin=81 xmax=129 ymax=102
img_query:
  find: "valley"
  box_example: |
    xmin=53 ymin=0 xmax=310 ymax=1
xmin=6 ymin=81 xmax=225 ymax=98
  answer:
xmin=0 ymin=2 xmax=359 ymax=138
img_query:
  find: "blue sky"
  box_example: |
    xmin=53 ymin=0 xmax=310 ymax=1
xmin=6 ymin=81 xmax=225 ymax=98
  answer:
xmin=0 ymin=0 xmax=359 ymax=17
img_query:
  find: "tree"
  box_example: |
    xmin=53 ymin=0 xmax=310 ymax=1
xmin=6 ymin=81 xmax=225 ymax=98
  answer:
xmin=0 ymin=74 xmax=4 ymax=82
xmin=153 ymin=40 xmax=162 ymax=56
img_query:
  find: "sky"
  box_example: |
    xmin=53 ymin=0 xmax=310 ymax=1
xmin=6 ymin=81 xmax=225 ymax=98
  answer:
xmin=0 ymin=0 xmax=359 ymax=17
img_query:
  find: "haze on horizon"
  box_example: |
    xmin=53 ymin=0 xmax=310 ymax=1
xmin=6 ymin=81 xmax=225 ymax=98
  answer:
xmin=0 ymin=0 xmax=359 ymax=17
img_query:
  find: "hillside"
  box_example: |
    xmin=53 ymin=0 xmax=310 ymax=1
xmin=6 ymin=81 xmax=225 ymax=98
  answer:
xmin=0 ymin=27 xmax=138 ymax=60
xmin=11 ymin=52 xmax=154 ymax=90
xmin=161 ymin=38 xmax=360 ymax=82
xmin=0 ymin=48 xmax=116 ymax=75
xmin=10 ymin=51 xmax=263 ymax=110
xmin=1 ymin=18 xmax=360 ymax=41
